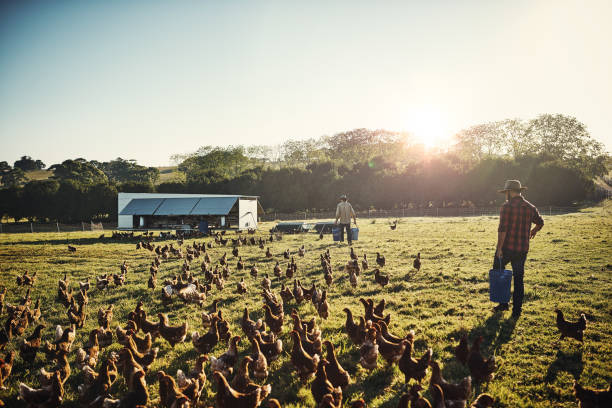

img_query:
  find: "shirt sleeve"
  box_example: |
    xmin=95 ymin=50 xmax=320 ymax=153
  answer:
xmin=498 ymin=205 xmax=510 ymax=232
xmin=335 ymin=204 xmax=340 ymax=218
xmin=349 ymin=204 xmax=356 ymax=218
xmin=532 ymin=207 xmax=544 ymax=226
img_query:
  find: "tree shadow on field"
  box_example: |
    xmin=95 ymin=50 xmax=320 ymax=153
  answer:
xmin=544 ymin=349 xmax=584 ymax=382
xmin=0 ymin=237 xmax=137 ymax=246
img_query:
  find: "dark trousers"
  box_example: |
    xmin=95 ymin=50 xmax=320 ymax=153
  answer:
xmin=339 ymin=223 xmax=352 ymax=244
xmin=492 ymin=249 xmax=527 ymax=312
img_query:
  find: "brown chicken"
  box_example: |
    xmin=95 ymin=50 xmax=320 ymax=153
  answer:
xmin=0 ymin=351 xmax=15 ymax=389
xmin=374 ymin=269 xmax=389 ymax=288
xmin=237 ymin=278 xmax=248 ymax=295
xmin=241 ymin=307 xmax=264 ymax=338
xmin=98 ymin=305 xmax=114 ymax=328
xmin=249 ymin=336 xmax=269 ymax=379
xmin=158 ymin=370 xmax=191 ymax=408
xmin=263 ymin=305 xmax=283 ymax=334
xmin=467 ymin=336 xmax=496 ymax=383
xmin=40 ymin=352 xmax=71 ymax=387
xmin=407 ymin=384 xmax=432 ymax=408
xmin=252 ymin=331 xmax=283 ymax=362
xmin=555 ymin=309 xmax=587 ymax=343
xmin=359 ymin=298 xmax=390 ymax=326
xmin=343 ymin=308 xmax=366 ymax=346
xmin=176 ymin=355 xmax=207 ymax=404
xmin=20 ymin=324 xmax=46 ymax=361
xmin=413 ymin=253 xmax=421 ymax=271
xmin=103 ymin=368 xmax=148 ymax=408
xmin=454 ymin=334 xmax=469 ymax=366
xmin=78 ymin=354 xmax=118 ymax=405
xmin=19 ymin=370 xmax=64 ymax=408
xmin=359 ymin=327 xmax=379 ymax=370
xmin=398 ymin=340 xmax=431 ymax=383
xmin=471 ymin=393 xmax=495 ymax=408
xmin=76 ymin=333 xmax=99 ymax=370
xmin=322 ymin=341 xmax=350 ymax=388
xmin=211 ymin=335 xmax=241 ymax=377
xmin=158 ymin=313 xmax=188 ymax=347
xmin=573 ymin=380 xmax=612 ymax=408
xmin=231 ymin=356 xmax=259 ymax=393
xmin=214 ymin=370 xmax=271 ymax=408
xmin=311 ymin=359 xmax=338 ymax=405
xmin=429 ymin=360 xmax=472 ymax=401
xmin=376 ymin=252 xmax=386 ymax=267
xmin=192 ymin=317 xmax=219 ymax=354
xmin=376 ymin=327 xmax=408 ymax=365
xmin=124 ymin=335 xmax=159 ymax=372
xmin=290 ymin=330 xmax=320 ymax=382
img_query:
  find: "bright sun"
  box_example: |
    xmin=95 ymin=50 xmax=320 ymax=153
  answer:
xmin=405 ymin=108 xmax=447 ymax=149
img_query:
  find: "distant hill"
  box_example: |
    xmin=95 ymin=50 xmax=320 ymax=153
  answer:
xmin=24 ymin=166 xmax=182 ymax=185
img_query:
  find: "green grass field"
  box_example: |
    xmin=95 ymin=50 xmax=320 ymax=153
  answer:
xmin=0 ymin=202 xmax=611 ymax=407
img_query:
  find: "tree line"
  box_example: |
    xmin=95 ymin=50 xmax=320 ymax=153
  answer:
xmin=0 ymin=114 xmax=608 ymax=222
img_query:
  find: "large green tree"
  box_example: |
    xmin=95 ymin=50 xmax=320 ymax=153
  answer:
xmin=49 ymin=159 xmax=108 ymax=184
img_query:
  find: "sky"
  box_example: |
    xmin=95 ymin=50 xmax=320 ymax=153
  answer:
xmin=1 ymin=0 xmax=611 ymax=167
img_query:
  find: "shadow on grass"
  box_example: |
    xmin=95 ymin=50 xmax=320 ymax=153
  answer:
xmin=544 ymin=349 xmax=584 ymax=382
xmin=0 ymin=237 xmax=139 ymax=246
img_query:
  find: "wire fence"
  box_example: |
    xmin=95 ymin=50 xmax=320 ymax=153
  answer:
xmin=0 ymin=203 xmax=602 ymax=233
xmin=0 ymin=221 xmax=111 ymax=234
xmin=259 ymin=205 xmax=582 ymax=222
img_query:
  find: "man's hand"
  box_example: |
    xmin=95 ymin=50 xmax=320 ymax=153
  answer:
xmin=495 ymin=247 xmax=503 ymax=258
xmin=530 ymin=228 xmax=538 ymax=239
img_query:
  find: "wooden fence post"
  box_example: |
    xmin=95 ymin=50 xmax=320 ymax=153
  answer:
xmin=30 ymin=222 xmax=34 ymax=233
xmin=82 ymin=222 xmax=85 ymax=232
xmin=56 ymin=222 xmax=60 ymax=233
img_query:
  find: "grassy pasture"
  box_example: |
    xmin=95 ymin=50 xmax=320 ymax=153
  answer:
xmin=0 ymin=202 xmax=610 ymax=407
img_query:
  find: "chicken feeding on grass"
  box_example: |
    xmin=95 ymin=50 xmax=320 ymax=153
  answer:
xmin=573 ymin=380 xmax=612 ymax=408
xmin=214 ymin=370 xmax=271 ymax=408
xmin=413 ymin=252 xmax=421 ymax=271
xmin=19 ymin=370 xmax=64 ymax=408
xmin=429 ymin=360 xmax=472 ymax=402
xmin=454 ymin=334 xmax=469 ymax=366
xmin=0 ymin=351 xmax=15 ymax=389
xmin=158 ymin=313 xmax=188 ymax=347
xmin=192 ymin=317 xmax=219 ymax=354
xmin=555 ymin=309 xmax=587 ymax=343
xmin=374 ymin=268 xmax=389 ymax=288
xmin=322 ymin=341 xmax=350 ymax=388
xmin=398 ymin=338 xmax=431 ymax=383
xmin=359 ymin=327 xmax=379 ymax=371
xmin=290 ymin=330 xmax=320 ymax=382
xmin=467 ymin=336 xmax=496 ymax=383
xmin=376 ymin=252 xmax=386 ymax=267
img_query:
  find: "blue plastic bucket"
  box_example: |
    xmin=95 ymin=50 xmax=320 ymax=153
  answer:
xmin=351 ymin=228 xmax=359 ymax=241
xmin=489 ymin=267 xmax=512 ymax=303
xmin=332 ymin=227 xmax=341 ymax=241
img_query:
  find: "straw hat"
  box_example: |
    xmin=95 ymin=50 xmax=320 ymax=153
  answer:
xmin=498 ymin=179 xmax=527 ymax=193
xmin=339 ymin=194 xmax=347 ymax=200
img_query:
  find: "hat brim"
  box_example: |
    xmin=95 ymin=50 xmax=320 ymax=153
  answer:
xmin=497 ymin=187 xmax=527 ymax=193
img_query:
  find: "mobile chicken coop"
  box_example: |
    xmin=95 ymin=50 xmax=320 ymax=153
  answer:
xmin=117 ymin=193 xmax=263 ymax=231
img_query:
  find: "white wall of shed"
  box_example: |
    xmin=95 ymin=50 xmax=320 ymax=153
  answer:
xmin=239 ymin=199 xmax=258 ymax=229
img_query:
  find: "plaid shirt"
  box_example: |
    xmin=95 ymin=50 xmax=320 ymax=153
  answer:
xmin=498 ymin=195 xmax=544 ymax=253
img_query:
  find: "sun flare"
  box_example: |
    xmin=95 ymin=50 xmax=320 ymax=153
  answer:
xmin=405 ymin=108 xmax=448 ymax=149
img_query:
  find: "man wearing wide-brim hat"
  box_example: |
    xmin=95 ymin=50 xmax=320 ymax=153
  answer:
xmin=494 ymin=180 xmax=544 ymax=317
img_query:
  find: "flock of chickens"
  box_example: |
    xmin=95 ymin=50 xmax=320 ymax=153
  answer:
xmin=0 ymin=227 xmax=610 ymax=408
